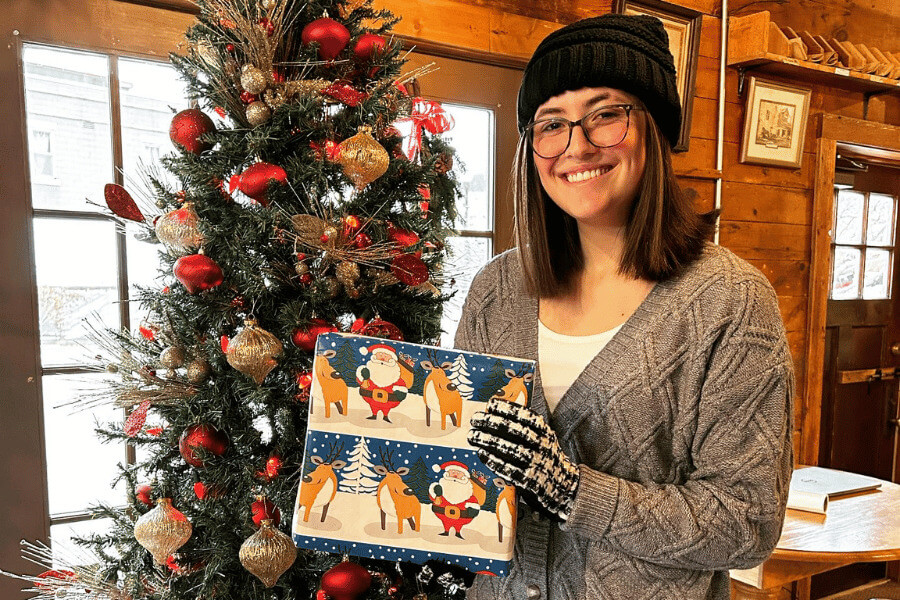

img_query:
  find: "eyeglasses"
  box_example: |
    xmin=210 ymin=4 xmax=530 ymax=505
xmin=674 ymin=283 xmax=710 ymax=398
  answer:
xmin=524 ymin=104 xmax=641 ymax=159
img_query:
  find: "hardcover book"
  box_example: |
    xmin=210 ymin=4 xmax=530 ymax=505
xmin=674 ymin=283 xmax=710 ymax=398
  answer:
xmin=291 ymin=332 xmax=534 ymax=576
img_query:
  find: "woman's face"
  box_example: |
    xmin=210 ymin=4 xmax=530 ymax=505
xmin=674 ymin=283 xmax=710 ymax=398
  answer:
xmin=531 ymin=87 xmax=646 ymax=229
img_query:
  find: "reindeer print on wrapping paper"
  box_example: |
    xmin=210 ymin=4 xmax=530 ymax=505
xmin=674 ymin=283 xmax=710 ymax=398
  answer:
xmin=493 ymin=364 xmax=533 ymax=406
xmin=420 ymin=349 xmax=463 ymax=430
xmin=313 ymin=349 xmax=349 ymax=418
xmin=493 ymin=477 xmax=516 ymax=543
xmin=373 ymin=447 xmax=421 ymax=534
xmin=296 ymin=442 xmax=346 ymax=523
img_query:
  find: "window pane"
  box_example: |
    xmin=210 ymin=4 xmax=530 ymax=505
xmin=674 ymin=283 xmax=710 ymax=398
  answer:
xmin=34 ymin=218 xmax=119 ymax=366
xmin=866 ymin=194 xmax=895 ymax=247
xmin=833 ymin=190 xmax=864 ymax=245
xmin=126 ymin=223 xmax=164 ymax=329
xmin=862 ymin=248 xmax=891 ymax=299
xmin=441 ymin=236 xmax=491 ymax=347
xmin=440 ymin=103 xmax=494 ymax=232
xmin=831 ymin=245 xmax=861 ymax=300
xmin=23 ymin=45 xmax=112 ymax=212
xmin=43 ymin=374 xmax=124 ymax=515
xmin=49 ymin=518 xmax=116 ymax=566
xmin=118 ymin=57 xmax=188 ymax=191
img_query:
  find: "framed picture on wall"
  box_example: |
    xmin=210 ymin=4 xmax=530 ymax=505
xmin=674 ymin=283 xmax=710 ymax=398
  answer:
xmin=740 ymin=76 xmax=811 ymax=168
xmin=612 ymin=0 xmax=702 ymax=153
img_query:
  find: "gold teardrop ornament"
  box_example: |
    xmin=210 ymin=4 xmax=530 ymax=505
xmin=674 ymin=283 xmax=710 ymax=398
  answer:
xmin=134 ymin=498 xmax=193 ymax=564
xmin=239 ymin=519 xmax=297 ymax=588
xmin=225 ymin=319 xmax=283 ymax=384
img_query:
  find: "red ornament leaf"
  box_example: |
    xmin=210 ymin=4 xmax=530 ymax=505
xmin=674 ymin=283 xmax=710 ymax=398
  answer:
xmin=104 ymin=183 xmax=144 ymax=222
xmin=390 ymin=254 xmax=429 ymax=286
xmin=124 ymin=399 xmax=152 ymax=437
xmin=139 ymin=325 xmax=156 ymax=341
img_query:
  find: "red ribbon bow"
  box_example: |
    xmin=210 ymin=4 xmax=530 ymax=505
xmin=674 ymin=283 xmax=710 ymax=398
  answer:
xmin=401 ymin=98 xmax=454 ymax=160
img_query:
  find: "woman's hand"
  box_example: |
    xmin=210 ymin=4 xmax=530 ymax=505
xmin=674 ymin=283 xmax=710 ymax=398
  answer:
xmin=468 ymin=398 xmax=580 ymax=522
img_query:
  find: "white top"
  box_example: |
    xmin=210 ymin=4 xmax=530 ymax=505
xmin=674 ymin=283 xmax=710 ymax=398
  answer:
xmin=538 ymin=321 xmax=622 ymax=413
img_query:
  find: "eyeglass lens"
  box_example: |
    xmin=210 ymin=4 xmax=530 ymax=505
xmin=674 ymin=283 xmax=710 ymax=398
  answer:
xmin=529 ymin=105 xmax=631 ymax=159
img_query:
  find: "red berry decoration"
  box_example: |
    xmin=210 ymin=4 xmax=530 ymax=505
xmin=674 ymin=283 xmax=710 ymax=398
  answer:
xmin=135 ymin=483 xmax=153 ymax=506
xmin=320 ymin=560 xmax=372 ymax=600
xmin=301 ymin=18 xmax=350 ymax=61
xmin=353 ymin=232 xmax=372 ymax=249
xmin=390 ymin=253 xmax=429 ymax=286
xmin=251 ymin=497 xmax=281 ymax=527
xmin=316 ymin=591 xmax=331 ymax=600
xmin=238 ymin=162 xmax=288 ymax=206
xmin=353 ymin=33 xmax=386 ymax=61
xmin=170 ymin=108 xmax=216 ymax=155
xmin=291 ymin=318 xmax=338 ymax=352
xmin=173 ymin=254 xmax=224 ymax=294
xmin=179 ymin=424 xmax=228 ymax=468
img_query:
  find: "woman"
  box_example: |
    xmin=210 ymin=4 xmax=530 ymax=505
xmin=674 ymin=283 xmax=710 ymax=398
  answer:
xmin=458 ymin=14 xmax=794 ymax=600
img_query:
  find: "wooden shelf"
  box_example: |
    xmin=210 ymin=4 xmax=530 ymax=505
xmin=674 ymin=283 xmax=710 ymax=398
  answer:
xmin=729 ymin=52 xmax=900 ymax=95
xmin=728 ymin=12 xmax=900 ymax=96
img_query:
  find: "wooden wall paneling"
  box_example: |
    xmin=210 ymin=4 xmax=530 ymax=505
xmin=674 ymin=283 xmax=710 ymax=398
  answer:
xmin=719 ymin=182 xmax=812 ymax=225
xmin=749 ymin=259 xmax=811 ymax=299
xmin=718 ymin=221 xmax=810 ymax=261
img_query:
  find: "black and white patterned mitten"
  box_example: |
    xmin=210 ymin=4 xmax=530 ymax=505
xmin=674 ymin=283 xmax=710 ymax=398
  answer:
xmin=467 ymin=398 xmax=580 ymax=522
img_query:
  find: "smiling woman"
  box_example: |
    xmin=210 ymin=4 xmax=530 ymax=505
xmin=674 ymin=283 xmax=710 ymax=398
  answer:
xmin=454 ymin=13 xmax=795 ymax=600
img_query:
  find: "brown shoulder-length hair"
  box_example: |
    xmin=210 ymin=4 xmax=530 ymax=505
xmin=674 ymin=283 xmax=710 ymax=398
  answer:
xmin=514 ymin=110 xmax=718 ymax=298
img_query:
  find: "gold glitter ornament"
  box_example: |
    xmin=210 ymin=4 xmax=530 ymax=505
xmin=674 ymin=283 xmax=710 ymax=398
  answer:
xmin=134 ymin=498 xmax=193 ymax=564
xmin=261 ymin=0 xmax=276 ymax=9
xmin=321 ymin=276 xmax=341 ymax=298
xmin=225 ymin=319 xmax=283 ymax=384
xmin=246 ymin=101 xmax=272 ymax=126
xmin=185 ymin=358 xmax=212 ymax=383
xmin=240 ymin=65 xmax=268 ymax=95
xmin=160 ymin=346 xmax=186 ymax=369
xmin=335 ymin=261 xmax=360 ymax=287
xmin=337 ymin=126 xmax=390 ymax=189
xmin=239 ymin=519 xmax=297 ymax=588
xmin=155 ymin=203 xmax=204 ymax=251
xmin=294 ymin=261 xmax=309 ymax=276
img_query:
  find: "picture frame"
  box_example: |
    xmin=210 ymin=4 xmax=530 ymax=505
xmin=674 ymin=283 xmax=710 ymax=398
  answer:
xmin=740 ymin=76 xmax=811 ymax=168
xmin=612 ymin=0 xmax=702 ymax=153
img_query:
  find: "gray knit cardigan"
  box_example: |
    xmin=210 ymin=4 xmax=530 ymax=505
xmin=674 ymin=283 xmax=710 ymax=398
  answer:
xmin=454 ymin=244 xmax=794 ymax=600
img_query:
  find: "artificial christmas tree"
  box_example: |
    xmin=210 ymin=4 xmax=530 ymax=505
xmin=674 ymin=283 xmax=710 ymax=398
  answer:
xmin=3 ymin=0 xmax=470 ymax=598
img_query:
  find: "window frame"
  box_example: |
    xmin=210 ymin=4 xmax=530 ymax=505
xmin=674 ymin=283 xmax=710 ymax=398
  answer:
xmin=829 ymin=187 xmax=898 ymax=301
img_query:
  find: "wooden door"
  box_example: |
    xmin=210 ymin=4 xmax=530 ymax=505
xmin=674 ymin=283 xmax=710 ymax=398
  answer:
xmin=819 ymin=163 xmax=900 ymax=483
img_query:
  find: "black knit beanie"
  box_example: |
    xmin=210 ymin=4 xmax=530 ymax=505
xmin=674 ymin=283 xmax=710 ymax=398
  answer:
xmin=517 ymin=13 xmax=681 ymax=148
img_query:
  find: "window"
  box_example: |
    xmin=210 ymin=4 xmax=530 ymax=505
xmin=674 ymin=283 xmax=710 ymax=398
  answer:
xmin=830 ymin=188 xmax=897 ymax=300
xmin=21 ymin=43 xmax=187 ymax=551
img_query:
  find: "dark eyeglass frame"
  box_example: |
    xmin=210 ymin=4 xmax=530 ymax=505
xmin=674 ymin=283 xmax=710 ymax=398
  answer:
xmin=524 ymin=103 xmax=641 ymax=159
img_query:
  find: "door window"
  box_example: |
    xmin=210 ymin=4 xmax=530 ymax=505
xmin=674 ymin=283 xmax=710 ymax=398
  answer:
xmin=830 ymin=188 xmax=897 ymax=300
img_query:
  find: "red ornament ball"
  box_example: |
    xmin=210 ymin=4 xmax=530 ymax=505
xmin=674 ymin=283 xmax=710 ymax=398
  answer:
xmin=390 ymin=253 xmax=429 ymax=286
xmin=353 ymin=233 xmax=372 ymax=249
xmin=238 ymin=162 xmax=288 ymax=205
xmin=251 ymin=497 xmax=281 ymax=527
xmin=359 ymin=318 xmax=404 ymax=341
xmin=320 ymin=561 xmax=372 ymax=600
xmin=170 ymin=109 xmax=216 ymax=155
xmin=173 ymin=254 xmax=224 ymax=294
xmin=296 ymin=371 xmax=313 ymax=389
xmin=316 ymin=591 xmax=331 ymax=600
xmin=226 ymin=43 xmax=235 ymax=52
xmin=353 ymin=33 xmax=386 ymax=61
xmin=178 ymin=424 xmax=228 ymax=468
xmin=135 ymin=483 xmax=153 ymax=506
xmin=300 ymin=273 xmax=313 ymax=285
xmin=301 ymin=18 xmax=350 ymax=61
xmin=291 ymin=318 xmax=338 ymax=352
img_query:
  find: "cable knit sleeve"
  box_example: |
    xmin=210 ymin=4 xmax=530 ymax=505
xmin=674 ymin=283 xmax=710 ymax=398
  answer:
xmin=561 ymin=272 xmax=795 ymax=571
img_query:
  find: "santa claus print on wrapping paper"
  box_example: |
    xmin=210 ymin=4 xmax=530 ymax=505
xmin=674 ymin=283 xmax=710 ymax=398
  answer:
xmin=428 ymin=461 xmax=487 ymax=539
xmin=356 ymin=342 xmax=415 ymax=422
